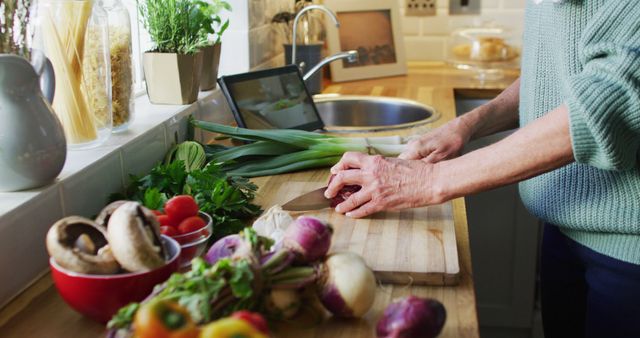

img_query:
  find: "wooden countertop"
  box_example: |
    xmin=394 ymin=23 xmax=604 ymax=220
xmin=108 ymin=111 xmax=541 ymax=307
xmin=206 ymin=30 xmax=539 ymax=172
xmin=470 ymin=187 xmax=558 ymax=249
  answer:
xmin=0 ymin=62 xmax=519 ymax=338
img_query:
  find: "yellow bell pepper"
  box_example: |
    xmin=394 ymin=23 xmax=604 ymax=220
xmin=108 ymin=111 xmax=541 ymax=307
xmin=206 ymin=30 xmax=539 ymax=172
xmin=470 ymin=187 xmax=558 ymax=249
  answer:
xmin=199 ymin=318 xmax=268 ymax=338
xmin=133 ymin=299 xmax=199 ymax=338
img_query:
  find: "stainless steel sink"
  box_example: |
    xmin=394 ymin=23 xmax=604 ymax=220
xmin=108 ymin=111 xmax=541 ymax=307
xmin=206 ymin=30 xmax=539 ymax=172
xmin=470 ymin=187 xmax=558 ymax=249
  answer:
xmin=313 ymin=94 xmax=439 ymax=132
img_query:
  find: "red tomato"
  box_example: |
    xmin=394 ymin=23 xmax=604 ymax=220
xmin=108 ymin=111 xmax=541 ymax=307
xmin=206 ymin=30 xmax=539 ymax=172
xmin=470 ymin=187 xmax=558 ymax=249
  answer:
xmin=231 ymin=311 xmax=269 ymax=334
xmin=164 ymin=195 xmax=199 ymax=223
xmin=157 ymin=214 xmax=177 ymax=227
xmin=178 ymin=216 xmax=206 ymax=234
xmin=160 ymin=226 xmax=180 ymax=237
xmin=151 ymin=210 xmax=163 ymax=216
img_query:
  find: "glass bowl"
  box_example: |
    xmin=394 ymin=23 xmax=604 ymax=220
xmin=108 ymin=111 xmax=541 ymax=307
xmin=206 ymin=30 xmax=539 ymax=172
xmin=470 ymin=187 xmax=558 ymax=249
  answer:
xmin=446 ymin=23 xmax=520 ymax=80
xmin=169 ymin=211 xmax=213 ymax=268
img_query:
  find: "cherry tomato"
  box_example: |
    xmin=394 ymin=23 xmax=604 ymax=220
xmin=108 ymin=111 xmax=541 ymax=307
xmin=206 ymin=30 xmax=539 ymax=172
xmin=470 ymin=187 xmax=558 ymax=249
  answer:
xmin=231 ymin=311 xmax=269 ymax=334
xmin=178 ymin=216 xmax=206 ymax=234
xmin=164 ymin=195 xmax=199 ymax=224
xmin=160 ymin=226 xmax=180 ymax=237
xmin=152 ymin=210 xmax=164 ymax=216
xmin=158 ymin=214 xmax=178 ymax=227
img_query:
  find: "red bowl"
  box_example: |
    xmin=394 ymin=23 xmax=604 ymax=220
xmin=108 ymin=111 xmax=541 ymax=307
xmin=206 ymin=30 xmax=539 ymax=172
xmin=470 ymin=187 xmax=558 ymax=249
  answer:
xmin=169 ymin=211 xmax=213 ymax=268
xmin=50 ymin=235 xmax=181 ymax=323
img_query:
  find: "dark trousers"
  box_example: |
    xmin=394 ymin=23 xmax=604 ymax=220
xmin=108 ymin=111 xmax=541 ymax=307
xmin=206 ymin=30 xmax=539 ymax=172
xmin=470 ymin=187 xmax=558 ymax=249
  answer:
xmin=540 ymin=224 xmax=640 ymax=338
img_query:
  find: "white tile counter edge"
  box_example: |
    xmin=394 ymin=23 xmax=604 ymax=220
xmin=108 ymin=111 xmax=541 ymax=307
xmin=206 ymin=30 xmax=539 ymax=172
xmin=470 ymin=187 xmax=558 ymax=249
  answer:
xmin=0 ymin=89 xmax=236 ymax=309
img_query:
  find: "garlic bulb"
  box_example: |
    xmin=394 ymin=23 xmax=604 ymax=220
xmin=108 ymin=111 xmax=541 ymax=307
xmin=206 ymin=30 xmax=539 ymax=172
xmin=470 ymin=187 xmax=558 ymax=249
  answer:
xmin=252 ymin=205 xmax=294 ymax=245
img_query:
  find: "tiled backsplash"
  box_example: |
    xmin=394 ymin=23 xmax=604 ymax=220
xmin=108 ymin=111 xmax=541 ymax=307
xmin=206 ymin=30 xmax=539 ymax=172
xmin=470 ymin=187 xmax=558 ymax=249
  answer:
xmin=399 ymin=0 xmax=526 ymax=61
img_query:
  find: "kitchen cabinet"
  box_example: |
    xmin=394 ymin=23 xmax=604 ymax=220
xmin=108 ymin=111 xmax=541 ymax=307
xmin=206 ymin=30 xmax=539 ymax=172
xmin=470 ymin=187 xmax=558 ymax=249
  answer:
xmin=455 ymin=89 xmax=543 ymax=338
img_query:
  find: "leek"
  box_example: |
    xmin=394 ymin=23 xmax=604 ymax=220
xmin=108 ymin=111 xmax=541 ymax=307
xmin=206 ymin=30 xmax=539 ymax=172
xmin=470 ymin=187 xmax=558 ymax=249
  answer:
xmin=192 ymin=120 xmax=408 ymax=177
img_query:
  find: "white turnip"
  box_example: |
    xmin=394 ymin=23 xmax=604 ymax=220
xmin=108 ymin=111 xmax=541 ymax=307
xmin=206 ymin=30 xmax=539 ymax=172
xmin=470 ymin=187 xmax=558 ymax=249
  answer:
xmin=317 ymin=252 xmax=376 ymax=318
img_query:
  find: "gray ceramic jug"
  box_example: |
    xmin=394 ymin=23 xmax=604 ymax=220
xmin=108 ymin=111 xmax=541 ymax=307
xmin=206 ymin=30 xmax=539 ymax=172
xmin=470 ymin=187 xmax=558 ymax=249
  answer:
xmin=0 ymin=54 xmax=66 ymax=192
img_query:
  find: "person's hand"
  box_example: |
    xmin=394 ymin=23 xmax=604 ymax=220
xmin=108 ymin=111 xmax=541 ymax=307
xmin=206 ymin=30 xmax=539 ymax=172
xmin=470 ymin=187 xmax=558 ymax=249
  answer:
xmin=324 ymin=152 xmax=445 ymax=218
xmin=399 ymin=117 xmax=474 ymax=162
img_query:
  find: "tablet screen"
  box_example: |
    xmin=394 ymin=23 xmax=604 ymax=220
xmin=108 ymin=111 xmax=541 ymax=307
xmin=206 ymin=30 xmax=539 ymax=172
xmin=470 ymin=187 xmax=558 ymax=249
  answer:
xmin=218 ymin=65 xmax=324 ymax=131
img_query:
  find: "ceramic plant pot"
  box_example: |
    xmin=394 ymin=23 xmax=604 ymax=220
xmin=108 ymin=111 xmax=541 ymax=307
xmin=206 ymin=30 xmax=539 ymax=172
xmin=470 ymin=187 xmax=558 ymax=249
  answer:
xmin=143 ymin=51 xmax=203 ymax=105
xmin=199 ymin=43 xmax=222 ymax=91
xmin=284 ymin=43 xmax=323 ymax=95
xmin=0 ymin=54 xmax=66 ymax=192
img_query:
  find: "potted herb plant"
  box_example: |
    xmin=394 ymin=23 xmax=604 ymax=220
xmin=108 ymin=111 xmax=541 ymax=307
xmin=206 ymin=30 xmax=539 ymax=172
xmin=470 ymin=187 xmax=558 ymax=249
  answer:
xmin=198 ymin=0 xmax=231 ymax=91
xmin=138 ymin=0 xmax=212 ymax=104
xmin=0 ymin=0 xmax=67 ymax=191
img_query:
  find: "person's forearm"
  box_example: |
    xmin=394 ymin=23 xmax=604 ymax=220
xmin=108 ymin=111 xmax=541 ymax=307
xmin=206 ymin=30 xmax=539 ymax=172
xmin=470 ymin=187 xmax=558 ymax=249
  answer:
xmin=434 ymin=103 xmax=574 ymax=201
xmin=459 ymin=78 xmax=521 ymax=140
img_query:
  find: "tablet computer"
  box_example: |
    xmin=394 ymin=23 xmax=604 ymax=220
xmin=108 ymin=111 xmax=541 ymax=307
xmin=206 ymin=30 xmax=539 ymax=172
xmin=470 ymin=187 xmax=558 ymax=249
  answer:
xmin=218 ymin=65 xmax=325 ymax=131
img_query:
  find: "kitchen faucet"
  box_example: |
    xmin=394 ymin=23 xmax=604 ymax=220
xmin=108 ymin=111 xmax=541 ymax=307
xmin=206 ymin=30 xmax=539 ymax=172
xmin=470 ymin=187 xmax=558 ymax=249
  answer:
xmin=291 ymin=4 xmax=359 ymax=84
xmin=291 ymin=4 xmax=339 ymax=68
xmin=302 ymin=50 xmax=358 ymax=81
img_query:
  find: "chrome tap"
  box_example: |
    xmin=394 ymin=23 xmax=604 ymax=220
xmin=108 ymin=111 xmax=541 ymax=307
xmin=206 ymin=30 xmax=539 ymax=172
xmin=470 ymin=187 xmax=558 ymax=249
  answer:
xmin=303 ymin=50 xmax=358 ymax=82
xmin=291 ymin=4 xmax=339 ymax=68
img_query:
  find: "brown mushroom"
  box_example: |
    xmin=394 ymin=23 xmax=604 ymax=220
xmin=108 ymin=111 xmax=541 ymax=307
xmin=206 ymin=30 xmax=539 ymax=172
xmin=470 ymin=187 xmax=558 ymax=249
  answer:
xmin=46 ymin=216 xmax=120 ymax=274
xmin=95 ymin=200 xmax=128 ymax=228
xmin=107 ymin=201 xmax=166 ymax=272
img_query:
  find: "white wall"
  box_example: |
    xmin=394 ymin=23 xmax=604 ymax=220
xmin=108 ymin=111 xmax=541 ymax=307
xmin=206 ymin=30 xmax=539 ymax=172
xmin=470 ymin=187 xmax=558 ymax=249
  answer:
xmin=219 ymin=0 xmax=294 ymax=76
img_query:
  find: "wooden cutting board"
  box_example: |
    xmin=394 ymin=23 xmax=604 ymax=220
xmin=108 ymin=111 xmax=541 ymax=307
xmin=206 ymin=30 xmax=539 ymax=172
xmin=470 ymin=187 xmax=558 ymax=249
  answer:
xmin=254 ymin=173 xmax=460 ymax=286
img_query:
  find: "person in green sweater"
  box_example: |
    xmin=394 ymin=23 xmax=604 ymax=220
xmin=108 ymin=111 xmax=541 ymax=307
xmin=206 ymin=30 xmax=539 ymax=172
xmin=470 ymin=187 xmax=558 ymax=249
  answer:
xmin=325 ymin=1 xmax=640 ymax=337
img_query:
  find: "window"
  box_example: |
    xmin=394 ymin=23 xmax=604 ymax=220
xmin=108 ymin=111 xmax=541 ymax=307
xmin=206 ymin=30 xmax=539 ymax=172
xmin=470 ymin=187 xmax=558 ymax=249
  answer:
xmin=122 ymin=0 xmax=153 ymax=95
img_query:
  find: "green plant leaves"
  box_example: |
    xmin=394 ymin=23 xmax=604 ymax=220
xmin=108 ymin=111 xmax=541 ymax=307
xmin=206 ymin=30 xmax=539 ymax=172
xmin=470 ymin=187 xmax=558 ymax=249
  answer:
xmin=138 ymin=0 xmax=230 ymax=53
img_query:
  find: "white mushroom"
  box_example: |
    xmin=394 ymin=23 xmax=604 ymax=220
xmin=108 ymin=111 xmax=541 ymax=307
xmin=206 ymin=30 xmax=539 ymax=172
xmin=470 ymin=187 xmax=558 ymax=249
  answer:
xmin=107 ymin=201 xmax=166 ymax=272
xmin=46 ymin=216 xmax=120 ymax=274
xmin=95 ymin=200 xmax=128 ymax=228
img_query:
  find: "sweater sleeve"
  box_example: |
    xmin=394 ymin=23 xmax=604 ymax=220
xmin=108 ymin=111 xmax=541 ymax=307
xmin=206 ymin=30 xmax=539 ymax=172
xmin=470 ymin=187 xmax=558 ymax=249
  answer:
xmin=566 ymin=1 xmax=640 ymax=171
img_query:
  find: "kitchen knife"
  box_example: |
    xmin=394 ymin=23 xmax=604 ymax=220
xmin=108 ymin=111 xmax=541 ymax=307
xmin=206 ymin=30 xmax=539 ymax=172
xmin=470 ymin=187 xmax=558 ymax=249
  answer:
xmin=281 ymin=187 xmax=331 ymax=211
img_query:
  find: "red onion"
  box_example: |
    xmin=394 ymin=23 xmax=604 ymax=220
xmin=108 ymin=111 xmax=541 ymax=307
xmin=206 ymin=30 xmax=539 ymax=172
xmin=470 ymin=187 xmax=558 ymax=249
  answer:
xmin=317 ymin=252 xmax=376 ymax=318
xmin=283 ymin=216 xmax=333 ymax=263
xmin=328 ymin=174 xmax=362 ymax=208
xmin=376 ymin=296 xmax=446 ymax=338
xmin=204 ymin=234 xmax=241 ymax=264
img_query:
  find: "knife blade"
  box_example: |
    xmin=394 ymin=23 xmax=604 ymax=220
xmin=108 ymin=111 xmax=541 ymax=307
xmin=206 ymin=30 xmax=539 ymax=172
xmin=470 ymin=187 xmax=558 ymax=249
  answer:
xmin=281 ymin=187 xmax=331 ymax=211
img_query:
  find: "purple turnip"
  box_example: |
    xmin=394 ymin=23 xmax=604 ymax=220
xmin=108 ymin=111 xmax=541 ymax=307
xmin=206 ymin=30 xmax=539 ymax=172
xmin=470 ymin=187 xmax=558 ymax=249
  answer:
xmin=204 ymin=234 xmax=241 ymax=264
xmin=283 ymin=216 xmax=333 ymax=263
xmin=376 ymin=296 xmax=447 ymax=338
xmin=317 ymin=252 xmax=376 ymax=318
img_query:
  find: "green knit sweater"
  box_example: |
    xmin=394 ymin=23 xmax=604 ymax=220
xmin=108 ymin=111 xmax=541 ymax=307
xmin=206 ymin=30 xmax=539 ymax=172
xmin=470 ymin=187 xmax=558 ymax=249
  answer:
xmin=519 ymin=0 xmax=640 ymax=264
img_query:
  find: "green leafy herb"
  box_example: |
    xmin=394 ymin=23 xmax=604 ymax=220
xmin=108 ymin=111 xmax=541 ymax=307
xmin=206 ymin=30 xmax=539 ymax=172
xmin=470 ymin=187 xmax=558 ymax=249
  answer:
xmin=123 ymin=159 xmax=261 ymax=239
xmin=110 ymin=253 xmax=258 ymax=329
xmin=107 ymin=303 xmax=140 ymax=329
xmin=137 ymin=0 xmax=229 ymax=54
xmin=143 ymin=188 xmax=167 ymax=210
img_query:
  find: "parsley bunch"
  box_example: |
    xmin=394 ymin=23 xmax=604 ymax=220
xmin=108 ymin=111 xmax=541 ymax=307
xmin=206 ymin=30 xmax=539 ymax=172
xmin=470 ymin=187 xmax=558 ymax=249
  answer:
xmin=121 ymin=161 xmax=261 ymax=239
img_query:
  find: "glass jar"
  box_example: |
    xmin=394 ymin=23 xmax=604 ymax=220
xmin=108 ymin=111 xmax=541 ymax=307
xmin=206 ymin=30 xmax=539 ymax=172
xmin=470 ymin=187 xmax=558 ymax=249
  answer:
xmin=33 ymin=0 xmax=112 ymax=149
xmin=446 ymin=22 xmax=520 ymax=81
xmin=102 ymin=0 xmax=134 ymax=132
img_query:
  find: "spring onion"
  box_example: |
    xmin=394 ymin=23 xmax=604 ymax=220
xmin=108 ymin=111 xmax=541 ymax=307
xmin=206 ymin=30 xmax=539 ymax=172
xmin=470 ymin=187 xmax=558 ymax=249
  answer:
xmin=192 ymin=120 xmax=408 ymax=177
